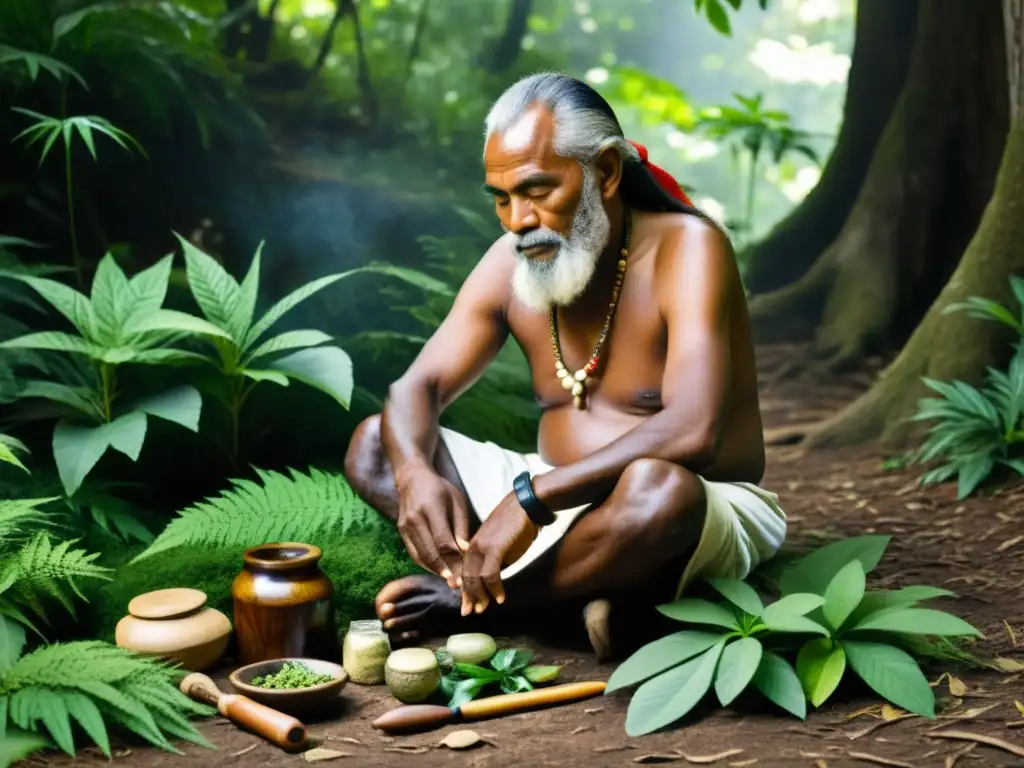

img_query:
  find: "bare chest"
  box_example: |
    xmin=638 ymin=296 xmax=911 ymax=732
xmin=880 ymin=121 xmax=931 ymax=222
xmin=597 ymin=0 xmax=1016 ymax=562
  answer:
xmin=508 ymin=282 xmax=667 ymax=414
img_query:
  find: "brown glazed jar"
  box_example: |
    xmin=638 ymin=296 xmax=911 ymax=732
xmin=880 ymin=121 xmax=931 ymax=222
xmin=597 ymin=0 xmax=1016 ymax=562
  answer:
xmin=231 ymin=542 xmax=340 ymax=665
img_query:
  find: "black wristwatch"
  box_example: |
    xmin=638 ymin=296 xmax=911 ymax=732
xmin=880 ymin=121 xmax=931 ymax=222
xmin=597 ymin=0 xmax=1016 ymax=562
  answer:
xmin=513 ymin=471 xmax=556 ymax=526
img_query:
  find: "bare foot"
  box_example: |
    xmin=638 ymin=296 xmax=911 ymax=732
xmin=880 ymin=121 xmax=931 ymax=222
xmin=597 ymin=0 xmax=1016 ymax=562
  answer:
xmin=375 ymin=574 xmax=474 ymax=644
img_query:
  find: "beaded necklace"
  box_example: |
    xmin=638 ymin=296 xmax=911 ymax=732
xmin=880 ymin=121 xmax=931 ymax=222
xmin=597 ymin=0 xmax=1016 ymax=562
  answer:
xmin=549 ymin=210 xmax=632 ymax=410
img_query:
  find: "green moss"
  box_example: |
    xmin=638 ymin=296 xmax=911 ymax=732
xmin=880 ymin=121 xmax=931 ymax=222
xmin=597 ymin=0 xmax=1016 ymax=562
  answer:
xmin=79 ymin=527 xmax=417 ymax=644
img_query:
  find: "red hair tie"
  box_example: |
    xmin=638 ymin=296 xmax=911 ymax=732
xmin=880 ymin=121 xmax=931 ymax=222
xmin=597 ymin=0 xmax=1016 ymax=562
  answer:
xmin=627 ymin=139 xmax=694 ymax=207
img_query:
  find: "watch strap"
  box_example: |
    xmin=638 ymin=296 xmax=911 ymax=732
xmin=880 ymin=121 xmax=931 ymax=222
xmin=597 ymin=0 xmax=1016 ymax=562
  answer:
xmin=513 ymin=471 xmax=556 ymax=526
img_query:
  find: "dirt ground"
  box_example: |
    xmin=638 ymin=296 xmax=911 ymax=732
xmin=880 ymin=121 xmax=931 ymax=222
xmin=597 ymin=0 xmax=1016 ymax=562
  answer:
xmin=26 ymin=344 xmax=1024 ymax=768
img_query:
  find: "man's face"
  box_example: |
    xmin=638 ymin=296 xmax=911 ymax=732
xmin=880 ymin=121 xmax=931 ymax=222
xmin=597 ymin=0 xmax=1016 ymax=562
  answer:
xmin=483 ymin=106 xmax=611 ymax=312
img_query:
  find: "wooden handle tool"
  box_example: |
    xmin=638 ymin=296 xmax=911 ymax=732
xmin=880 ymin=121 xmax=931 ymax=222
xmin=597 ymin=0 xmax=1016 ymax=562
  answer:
xmin=371 ymin=680 xmax=607 ymax=734
xmin=180 ymin=672 xmax=308 ymax=750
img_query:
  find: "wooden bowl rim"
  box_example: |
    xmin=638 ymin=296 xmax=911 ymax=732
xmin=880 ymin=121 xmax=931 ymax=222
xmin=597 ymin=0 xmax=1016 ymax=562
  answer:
xmin=229 ymin=657 xmax=349 ymax=697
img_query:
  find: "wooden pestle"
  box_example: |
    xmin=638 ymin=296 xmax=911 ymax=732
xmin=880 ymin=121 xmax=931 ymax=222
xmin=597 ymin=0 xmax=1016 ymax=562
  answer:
xmin=180 ymin=672 xmax=308 ymax=750
xmin=372 ymin=681 xmax=607 ymax=734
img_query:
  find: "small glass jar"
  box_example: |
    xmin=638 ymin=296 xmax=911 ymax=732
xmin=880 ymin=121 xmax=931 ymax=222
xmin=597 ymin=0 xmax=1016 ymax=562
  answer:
xmin=342 ymin=619 xmax=391 ymax=684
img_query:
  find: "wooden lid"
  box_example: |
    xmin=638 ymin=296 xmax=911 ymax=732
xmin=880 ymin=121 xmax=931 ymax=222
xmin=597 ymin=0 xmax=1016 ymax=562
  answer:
xmin=128 ymin=588 xmax=208 ymax=619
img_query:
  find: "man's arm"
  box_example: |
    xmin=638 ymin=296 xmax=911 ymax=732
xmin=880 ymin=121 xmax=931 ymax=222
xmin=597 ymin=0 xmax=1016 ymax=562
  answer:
xmin=531 ymin=219 xmax=734 ymax=511
xmin=382 ymin=239 xmax=513 ymax=492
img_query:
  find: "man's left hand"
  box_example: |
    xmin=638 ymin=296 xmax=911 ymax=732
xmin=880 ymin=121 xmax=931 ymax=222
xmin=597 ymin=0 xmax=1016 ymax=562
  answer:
xmin=459 ymin=491 xmax=539 ymax=615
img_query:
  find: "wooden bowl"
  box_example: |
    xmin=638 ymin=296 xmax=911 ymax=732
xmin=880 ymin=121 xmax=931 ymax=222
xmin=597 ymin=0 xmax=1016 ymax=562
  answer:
xmin=228 ymin=657 xmax=349 ymax=714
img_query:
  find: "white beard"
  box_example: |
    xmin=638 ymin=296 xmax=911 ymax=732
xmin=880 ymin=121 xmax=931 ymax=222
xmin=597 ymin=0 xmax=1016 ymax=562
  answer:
xmin=510 ymin=168 xmax=611 ymax=313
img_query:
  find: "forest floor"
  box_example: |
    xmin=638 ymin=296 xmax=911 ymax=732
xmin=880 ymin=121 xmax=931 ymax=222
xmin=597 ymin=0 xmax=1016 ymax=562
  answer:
xmin=26 ymin=344 xmax=1024 ymax=768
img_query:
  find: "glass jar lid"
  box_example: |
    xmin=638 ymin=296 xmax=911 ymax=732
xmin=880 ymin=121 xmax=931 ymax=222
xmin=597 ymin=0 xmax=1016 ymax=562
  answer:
xmin=348 ymin=619 xmax=384 ymax=633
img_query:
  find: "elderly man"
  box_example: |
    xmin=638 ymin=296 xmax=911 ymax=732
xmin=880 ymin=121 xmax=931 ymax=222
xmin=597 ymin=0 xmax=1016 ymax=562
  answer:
xmin=344 ymin=72 xmax=785 ymax=659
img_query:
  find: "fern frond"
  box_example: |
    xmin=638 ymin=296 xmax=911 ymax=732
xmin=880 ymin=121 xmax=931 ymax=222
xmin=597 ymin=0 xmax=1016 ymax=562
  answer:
xmin=5 ymin=533 xmax=111 ymax=619
xmin=131 ymin=466 xmax=382 ymax=563
xmin=0 ymin=497 xmax=62 ymax=546
xmin=0 ymin=641 xmax=214 ymax=756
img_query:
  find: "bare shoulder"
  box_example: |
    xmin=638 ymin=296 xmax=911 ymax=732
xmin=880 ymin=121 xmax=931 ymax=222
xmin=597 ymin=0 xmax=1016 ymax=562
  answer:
xmin=456 ymin=233 xmax=517 ymax=312
xmin=645 ymin=211 xmax=738 ymax=304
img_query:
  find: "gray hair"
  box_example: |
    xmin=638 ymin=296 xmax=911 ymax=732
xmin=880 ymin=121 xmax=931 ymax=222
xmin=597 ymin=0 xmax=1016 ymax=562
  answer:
xmin=484 ymin=72 xmax=641 ymax=166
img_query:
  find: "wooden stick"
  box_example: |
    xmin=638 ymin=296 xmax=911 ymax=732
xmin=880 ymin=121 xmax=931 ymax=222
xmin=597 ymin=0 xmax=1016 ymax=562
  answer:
xmin=180 ymin=673 xmax=307 ymax=751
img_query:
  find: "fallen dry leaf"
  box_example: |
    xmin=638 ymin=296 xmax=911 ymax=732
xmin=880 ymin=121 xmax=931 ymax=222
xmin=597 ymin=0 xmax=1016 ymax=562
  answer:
xmin=1005 ymin=621 xmax=1019 ymax=648
xmin=991 ymin=657 xmax=1024 ymax=673
xmin=230 ymin=744 xmax=258 ymax=757
xmin=846 ymin=713 xmax=916 ymax=739
xmin=727 ymin=761 xmax=757 ymax=767
xmin=303 ymin=748 xmax=350 ymax=762
xmin=994 ymin=534 xmax=1024 ymax=552
xmin=847 ymin=751 xmax=915 ymax=768
xmin=437 ymin=730 xmax=487 ymax=750
xmin=383 ymin=746 xmax=429 ymax=755
xmin=881 ymin=704 xmax=904 ymax=721
xmin=1015 ymin=700 xmax=1024 ymax=716
xmin=815 ymin=761 xmax=828 ymax=768
xmin=928 ymin=702 xmax=999 ymax=728
xmin=584 ymin=707 xmax=605 ymax=714
xmin=844 ymin=705 xmax=883 ymax=721
xmin=594 ymin=744 xmax=634 ymax=753
xmin=926 ymin=730 xmax=1024 ymax=758
xmin=571 ymin=725 xmax=591 ymax=735
xmin=947 ymin=675 xmax=968 ymax=697
xmin=679 ymin=749 xmax=745 ymax=764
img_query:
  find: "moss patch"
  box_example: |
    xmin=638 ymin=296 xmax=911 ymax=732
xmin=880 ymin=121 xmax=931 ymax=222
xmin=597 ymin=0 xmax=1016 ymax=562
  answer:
xmin=76 ymin=527 xmax=417 ymax=644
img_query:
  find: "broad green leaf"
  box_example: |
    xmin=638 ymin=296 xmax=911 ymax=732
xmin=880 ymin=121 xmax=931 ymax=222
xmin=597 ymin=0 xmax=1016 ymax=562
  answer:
xmin=0 ymin=273 xmax=96 ymax=339
xmin=52 ymin=412 xmax=147 ymax=496
xmin=795 ymin=639 xmax=845 ymax=707
xmin=242 ymin=369 xmax=291 ymax=387
xmin=657 ymin=598 xmax=739 ymax=630
xmin=500 ymin=675 xmax=533 ymax=694
xmin=242 ymin=272 xmax=354 ymax=352
xmin=845 ymin=587 xmax=956 ymax=627
xmin=59 ymin=692 xmax=109 ymax=756
xmin=842 ymin=640 xmax=935 ymax=718
xmin=751 ymin=650 xmax=806 ymax=719
xmin=0 ymin=615 xmax=26 ymax=671
xmin=705 ymin=578 xmax=763 ymax=616
xmin=131 ymin=349 xmax=211 ymax=365
xmin=89 ymin=253 xmax=132 ymax=345
xmin=761 ymin=593 xmax=824 ymax=623
xmin=126 ymin=253 xmax=174 ymax=322
xmin=956 ymin=456 xmax=993 ymax=498
xmin=779 ymin=535 xmax=891 ymax=596
xmin=606 ymin=631 xmax=725 ymax=692
xmin=823 ymin=560 xmax=865 ymax=630
xmin=453 ymin=663 xmax=503 ymax=681
xmin=449 ymin=677 xmax=489 ymax=708
xmin=625 ymin=641 xmax=724 ymax=736
xmin=714 ymin=637 xmax=762 ymax=705
xmin=0 ymin=331 xmax=105 ymax=358
xmin=127 ymin=309 xmax=233 ymax=339
xmin=245 ymin=329 xmax=333 ymax=362
xmin=523 ymin=665 xmax=561 ymax=684
xmin=132 ymin=386 xmax=202 ymax=432
xmin=176 ymin=233 xmax=241 ymax=331
xmin=264 ymin=347 xmax=353 ymax=408
xmin=356 ymin=262 xmax=455 ymax=296
xmin=850 ymin=608 xmax=982 ymax=637
xmin=760 ymin=614 xmax=829 ymax=637
xmin=17 ymin=380 xmax=100 ymax=419
xmin=703 ymin=0 xmax=732 ymax=35
xmin=491 ymin=648 xmax=533 ymax=672
xmin=229 ymin=242 xmax=262 ymax=342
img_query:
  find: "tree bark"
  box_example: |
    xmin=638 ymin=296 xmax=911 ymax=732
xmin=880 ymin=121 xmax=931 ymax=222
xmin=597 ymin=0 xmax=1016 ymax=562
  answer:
xmin=484 ymin=0 xmax=533 ymax=73
xmin=742 ymin=0 xmax=919 ymax=295
xmin=747 ymin=0 xmax=1008 ymax=371
xmin=805 ymin=0 xmax=1024 ymax=449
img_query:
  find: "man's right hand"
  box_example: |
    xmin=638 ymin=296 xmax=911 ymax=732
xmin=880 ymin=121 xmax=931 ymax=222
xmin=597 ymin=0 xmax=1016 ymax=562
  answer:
xmin=396 ymin=468 xmax=471 ymax=588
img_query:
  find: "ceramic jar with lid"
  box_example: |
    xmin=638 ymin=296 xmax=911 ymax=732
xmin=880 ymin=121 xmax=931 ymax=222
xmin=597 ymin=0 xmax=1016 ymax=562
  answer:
xmin=115 ymin=587 xmax=231 ymax=671
xmin=231 ymin=541 xmax=339 ymax=665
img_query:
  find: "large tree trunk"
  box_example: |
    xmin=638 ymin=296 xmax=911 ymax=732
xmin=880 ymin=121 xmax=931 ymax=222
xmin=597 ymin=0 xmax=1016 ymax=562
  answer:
xmin=805 ymin=0 xmax=1024 ymax=449
xmin=747 ymin=0 xmax=1008 ymax=371
xmin=741 ymin=0 xmax=918 ymax=295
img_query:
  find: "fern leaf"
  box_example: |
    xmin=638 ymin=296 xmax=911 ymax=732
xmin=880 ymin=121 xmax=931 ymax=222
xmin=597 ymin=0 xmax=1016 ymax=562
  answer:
xmin=131 ymin=466 xmax=382 ymax=563
xmin=0 ymin=498 xmax=62 ymax=546
xmin=6 ymin=533 xmax=111 ymax=619
xmin=0 ymin=642 xmax=213 ymax=756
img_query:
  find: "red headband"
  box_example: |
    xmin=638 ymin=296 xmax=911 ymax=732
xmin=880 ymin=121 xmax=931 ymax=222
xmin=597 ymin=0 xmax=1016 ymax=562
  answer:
xmin=627 ymin=140 xmax=694 ymax=207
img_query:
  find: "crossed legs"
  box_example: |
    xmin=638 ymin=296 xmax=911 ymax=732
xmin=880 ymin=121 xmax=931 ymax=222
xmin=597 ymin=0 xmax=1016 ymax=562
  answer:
xmin=343 ymin=415 xmax=707 ymax=657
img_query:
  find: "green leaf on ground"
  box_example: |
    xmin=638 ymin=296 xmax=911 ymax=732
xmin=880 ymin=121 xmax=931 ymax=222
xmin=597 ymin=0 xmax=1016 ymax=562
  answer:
xmin=823 ymin=560 xmax=866 ymax=630
xmin=751 ymin=650 xmax=806 ymax=719
xmin=705 ymin=578 xmax=763 ymax=616
xmin=842 ymin=640 xmax=935 ymax=718
xmin=761 ymin=593 xmax=824 ymax=623
xmin=780 ymin=535 xmax=891 ymax=596
xmin=625 ymin=641 xmax=725 ymax=736
xmin=656 ymin=599 xmax=739 ymax=630
xmin=714 ymin=637 xmax=762 ymax=705
xmin=795 ymin=638 xmax=846 ymax=707
xmin=850 ymin=608 xmax=982 ymax=637
xmin=606 ymin=631 xmax=726 ymax=692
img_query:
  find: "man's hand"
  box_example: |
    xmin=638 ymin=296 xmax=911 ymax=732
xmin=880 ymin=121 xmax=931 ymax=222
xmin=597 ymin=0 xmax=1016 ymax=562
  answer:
xmin=459 ymin=491 xmax=539 ymax=615
xmin=397 ymin=469 xmax=471 ymax=589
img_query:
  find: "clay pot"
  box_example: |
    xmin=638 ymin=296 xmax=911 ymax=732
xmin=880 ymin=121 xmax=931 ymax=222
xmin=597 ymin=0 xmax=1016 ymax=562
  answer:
xmin=231 ymin=542 xmax=339 ymax=665
xmin=115 ymin=588 xmax=231 ymax=671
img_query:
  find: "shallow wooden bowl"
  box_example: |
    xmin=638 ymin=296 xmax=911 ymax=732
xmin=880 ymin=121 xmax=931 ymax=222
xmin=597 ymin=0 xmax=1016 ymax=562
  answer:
xmin=228 ymin=657 xmax=349 ymax=714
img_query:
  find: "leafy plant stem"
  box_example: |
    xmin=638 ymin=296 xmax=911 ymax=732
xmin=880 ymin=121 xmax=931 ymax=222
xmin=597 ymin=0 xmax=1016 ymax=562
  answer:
xmin=100 ymin=363 xmax=115 ymax=422
xmin=745 ymin=148 xmax=759 ymax=238
xmin=59 ymin=85 xmax=83 ymax=289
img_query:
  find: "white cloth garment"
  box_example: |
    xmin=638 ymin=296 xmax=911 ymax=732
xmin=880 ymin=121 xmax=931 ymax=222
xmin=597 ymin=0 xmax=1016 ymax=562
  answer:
xmin=439 ymin=426 xmax=787 ymax=598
